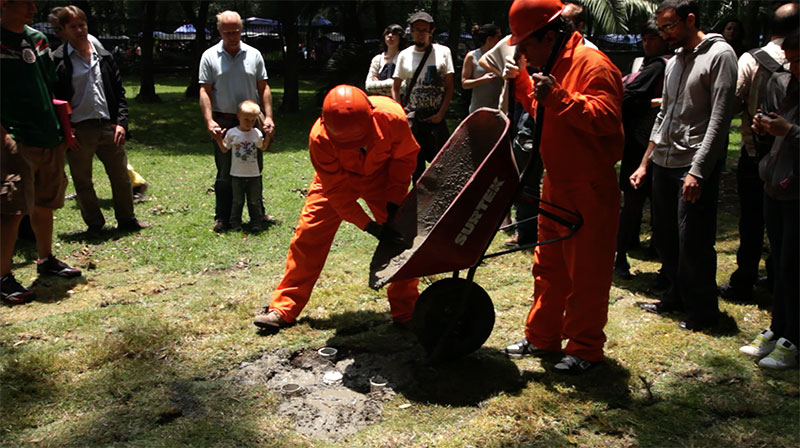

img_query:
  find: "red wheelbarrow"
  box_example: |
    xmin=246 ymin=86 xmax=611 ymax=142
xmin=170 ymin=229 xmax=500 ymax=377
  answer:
xmin=369 ymin=107 xmax=583 ymax=361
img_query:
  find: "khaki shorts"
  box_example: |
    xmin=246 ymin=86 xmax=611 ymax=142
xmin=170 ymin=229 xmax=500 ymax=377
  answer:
xmin=0 ymin=141 xmax=68 ymax=215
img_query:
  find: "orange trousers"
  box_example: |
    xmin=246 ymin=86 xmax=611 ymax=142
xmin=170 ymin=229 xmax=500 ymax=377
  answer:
xmin=269 ymin=178 xmax=419 ymax=323
xmin=525 ymin=173 xmax=619 ymax=362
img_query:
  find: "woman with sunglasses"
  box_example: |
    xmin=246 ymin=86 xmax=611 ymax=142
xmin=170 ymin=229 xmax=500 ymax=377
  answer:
xmin=366 ymin=24 xmax=406 ymax=96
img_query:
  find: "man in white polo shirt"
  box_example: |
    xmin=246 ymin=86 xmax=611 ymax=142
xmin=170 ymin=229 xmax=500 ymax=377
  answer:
xmin=199 ymin=10 xmax=275 ymax=232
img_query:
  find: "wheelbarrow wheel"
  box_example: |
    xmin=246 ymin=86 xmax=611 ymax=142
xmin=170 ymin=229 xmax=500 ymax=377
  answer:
xmin=411 ymin=278 xmax=495 ymax=360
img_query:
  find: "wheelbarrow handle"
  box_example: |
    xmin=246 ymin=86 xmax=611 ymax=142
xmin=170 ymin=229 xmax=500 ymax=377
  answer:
xmin=481 ymin=198 xmax=584 ymax=260
xmin=536 ymin=198 xmax=583 ymax=231
xmin=465 ymin=30 xmax=570 ymax=282
xmin=518 ymin=29 xmax=567 ymax=189
xmin=479 ymin=28 xmax=573 ymax=268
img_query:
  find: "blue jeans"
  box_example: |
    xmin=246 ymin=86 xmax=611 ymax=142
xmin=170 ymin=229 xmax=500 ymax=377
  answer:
xmin=212 ymin=113 xmax=264 ymax=224
xmin=230 ymin=176 xmax=264 ymax=227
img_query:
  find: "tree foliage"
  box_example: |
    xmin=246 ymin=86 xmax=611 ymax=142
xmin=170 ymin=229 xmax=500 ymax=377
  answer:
xmin=30 ymin=0 xmax=786 ymax=112
xmin=582 ymin=0 xmax=658 ymax=34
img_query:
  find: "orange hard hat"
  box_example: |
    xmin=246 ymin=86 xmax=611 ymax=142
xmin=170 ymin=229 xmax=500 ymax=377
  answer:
xmin=508 ymin=0 xmax=565 ymax=46
xmin=321 ymin=85 xmax=376 ymax=148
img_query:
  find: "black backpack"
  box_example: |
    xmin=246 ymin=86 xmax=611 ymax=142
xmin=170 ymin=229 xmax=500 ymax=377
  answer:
xmin=748 ymin=48 xmax=786 ymax=156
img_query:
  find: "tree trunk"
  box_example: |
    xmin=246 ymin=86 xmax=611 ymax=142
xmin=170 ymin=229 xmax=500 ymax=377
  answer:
xmin=136 ymin=1 xmax=161 ymax=103
xmin=742 ymin=0 xmax=760 ymax=48
xmin=279 ymin=3 xmax=300 ymax=112
xmin=182 ymin=0 xmax=210 ymax=98
xmin=446 ymin=0 xmax=462 ymax=54
xmin=447 ymin=0 xmax=464 ymax=116
xmin=374 ymin=1 xmax=386 ymax=30
xmin=341 ymin=1 xmax=363 ymax=44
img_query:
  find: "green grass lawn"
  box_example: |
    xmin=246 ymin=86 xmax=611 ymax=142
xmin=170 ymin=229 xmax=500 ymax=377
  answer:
xmin=0 ymin=77 xmax=797 ymax=448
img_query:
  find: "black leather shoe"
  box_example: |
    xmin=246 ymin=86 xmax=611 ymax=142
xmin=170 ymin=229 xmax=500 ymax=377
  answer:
xmin=614 ymin=264 xmax=633 ymax=280
xmin=118 ymin=219 xmax=151 ymax=232
xmin=755 ymin=275 xmax=772 ymax=291
xmin=678 ymin=318 xmax=717 ymax=332
xmin=718 ymin=282 xmax=754 ymax=302
xmin=653 ymin=270 xmax=670 ymax=290
xmin=638 ymin=301 xmax=681 ymax=314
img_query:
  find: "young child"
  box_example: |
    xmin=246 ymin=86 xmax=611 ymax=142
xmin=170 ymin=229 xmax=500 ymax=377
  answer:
xmin=213 ymin=100 xmax=270 ymax=232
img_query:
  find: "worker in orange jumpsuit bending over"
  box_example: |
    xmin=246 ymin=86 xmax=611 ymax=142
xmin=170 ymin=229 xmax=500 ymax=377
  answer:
xmin=501 ymin=0 xmax=624 ymax=372
xmin=254 ymin=85 xmax=420 ymax=331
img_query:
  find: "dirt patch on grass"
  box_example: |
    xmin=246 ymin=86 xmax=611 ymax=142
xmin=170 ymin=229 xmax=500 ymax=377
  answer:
xmin=226 ymin=344 xmax=525 ymax=441
xmin=278 ymin=388 xmax=384 ymax=441
xmin=226 ymin=348 xmax=406 ymax=441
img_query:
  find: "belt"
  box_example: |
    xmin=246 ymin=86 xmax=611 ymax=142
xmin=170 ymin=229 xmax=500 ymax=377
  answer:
xmin=213 ymin=112 xmax=238 ymax=119
xmin=72 ymin=118 xmax=112 ymax=126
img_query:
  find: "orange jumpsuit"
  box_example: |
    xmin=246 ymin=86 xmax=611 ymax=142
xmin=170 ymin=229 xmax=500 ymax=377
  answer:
xmin=514 ymin=32 xmax=624 ymax=362
xmin=269 ymin=96 xmax=421 ymax=323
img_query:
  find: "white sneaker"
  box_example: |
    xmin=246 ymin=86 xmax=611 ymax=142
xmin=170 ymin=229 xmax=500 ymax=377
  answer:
xmin=758 ymin=338 xmax=799 ymax=370
xmin=740 ymin=329 xmax=776 ymax=358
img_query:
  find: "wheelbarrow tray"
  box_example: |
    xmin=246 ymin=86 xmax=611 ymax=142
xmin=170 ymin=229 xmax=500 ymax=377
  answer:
xmin=370 ymin=108 xmax=519 ymax=289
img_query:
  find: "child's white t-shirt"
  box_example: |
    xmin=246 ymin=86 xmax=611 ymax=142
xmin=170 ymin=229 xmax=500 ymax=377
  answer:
xmin=224 ymin=127 xmax=264 ymax=177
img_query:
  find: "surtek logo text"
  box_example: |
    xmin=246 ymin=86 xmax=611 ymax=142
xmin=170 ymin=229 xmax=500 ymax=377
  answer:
xmin=455 ymin=178 xmax=504 ymax=246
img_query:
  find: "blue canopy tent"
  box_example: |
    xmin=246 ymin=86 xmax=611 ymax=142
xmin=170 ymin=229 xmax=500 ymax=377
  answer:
xmin=245 ymin=17 xmax=281 ymax=27
xmin=296 ymin=16 xmax=333 ymax=27
xmin=437 ymin=32 xmax=473 ymax=41
xmin=173 ymin=24 xmax=211 ymax=34
xmin=598 ymin=34 xmax=642 ymax=45
xmin=312 ymin=16 xmax=333 ymax=27
xmin=30 ymin=21 xmax=54 ymax=36
xmin=322 ymin=31 xmax=345 ymax=42
xmin=243 ymin=17 xmax=282 ymax=38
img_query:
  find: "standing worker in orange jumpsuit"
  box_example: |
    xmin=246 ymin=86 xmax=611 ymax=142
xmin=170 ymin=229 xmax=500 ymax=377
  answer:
xmin=254 ymin=85 xmax=420 ymax=331
xmin=501 ymin=0 xmax=624 ymax=372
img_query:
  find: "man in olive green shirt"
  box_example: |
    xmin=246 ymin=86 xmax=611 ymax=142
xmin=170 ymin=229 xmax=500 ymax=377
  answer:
xmin=1 ymin=0 xmax=81 ymax=305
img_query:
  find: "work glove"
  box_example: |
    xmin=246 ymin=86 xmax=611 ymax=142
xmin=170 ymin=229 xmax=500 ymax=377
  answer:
xmin=386 ymin=202 xmax=399 ymax=223
xmin=365 ymin=221 xmax=383 ymax=239
xmin=365 ymin=221 xmax=407 ymax=246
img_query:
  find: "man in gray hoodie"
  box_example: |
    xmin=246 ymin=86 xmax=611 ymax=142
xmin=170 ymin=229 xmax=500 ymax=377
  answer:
xmin=629 ymin=0 xmax=737 ymax=331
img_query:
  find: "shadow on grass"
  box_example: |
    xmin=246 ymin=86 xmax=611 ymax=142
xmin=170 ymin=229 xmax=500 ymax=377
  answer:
xmin=625 ymin=354 xmax=799 ymax=447
xmin=57 ymin=224 xmax=152 ymax=244
xmin=1 ymin=314 xmax=270 ymax=447
xmin=29 ymin=275 xmax=87 ymax=304
xmin=397 ymin=347 xmax=526 ymax=406
xmin=283 ymin=310 xmax=529 ymax=407
xmin=10 ymin=238 xmax=38 ymax=267
xmin=7 ymin=239 xmax=87 ymax=304
xmin=522 ymin=357 xmax=633 ymax=409
xmin=720 ymin=287 xmax=774 ymax=311
xmin=613 ymin=270 xmax=668 ymax=299
xmin=631 ymin=300 xmax=741 ymax=337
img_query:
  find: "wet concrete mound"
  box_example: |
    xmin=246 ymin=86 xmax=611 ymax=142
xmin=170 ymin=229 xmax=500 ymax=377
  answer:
xmin=227 ymin=343 xmax=525 ymax=441
xmin=227 ymin=348 xmax=407 ymax=441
